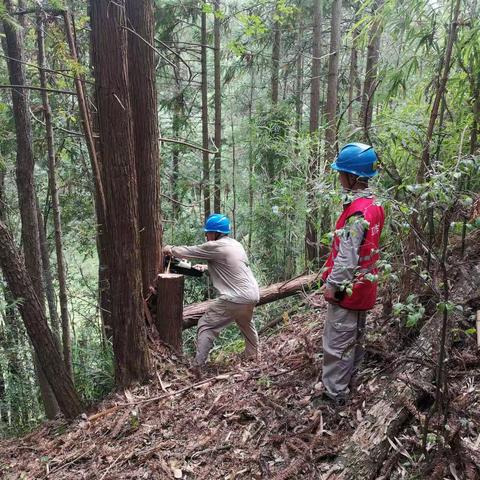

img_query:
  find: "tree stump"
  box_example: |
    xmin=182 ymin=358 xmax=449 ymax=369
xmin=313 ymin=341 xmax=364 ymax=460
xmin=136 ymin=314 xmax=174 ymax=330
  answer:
xmin=156 ymin=274 xmax=184 ymax=352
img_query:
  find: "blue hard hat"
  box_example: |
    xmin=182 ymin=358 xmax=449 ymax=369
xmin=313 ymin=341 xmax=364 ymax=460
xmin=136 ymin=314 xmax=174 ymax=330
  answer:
xmin=204 ymin=213 xmax=231 ymax=234
xmin=331 ymin=143 xmax=379 ymax=178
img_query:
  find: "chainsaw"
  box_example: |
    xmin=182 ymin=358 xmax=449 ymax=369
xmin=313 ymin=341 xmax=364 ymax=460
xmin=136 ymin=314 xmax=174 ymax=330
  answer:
xmin=163 ymin=255 xmax=204 ymax=277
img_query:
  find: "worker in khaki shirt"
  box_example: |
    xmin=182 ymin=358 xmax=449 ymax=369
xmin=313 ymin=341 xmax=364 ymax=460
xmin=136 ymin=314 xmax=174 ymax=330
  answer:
xmin=164 ymin=214 xmax=260 ymax=368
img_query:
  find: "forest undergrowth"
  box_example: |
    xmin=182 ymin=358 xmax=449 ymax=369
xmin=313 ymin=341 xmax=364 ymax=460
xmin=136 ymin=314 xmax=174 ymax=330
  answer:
xmin=0 ymin=233 xmax=479 ymax=480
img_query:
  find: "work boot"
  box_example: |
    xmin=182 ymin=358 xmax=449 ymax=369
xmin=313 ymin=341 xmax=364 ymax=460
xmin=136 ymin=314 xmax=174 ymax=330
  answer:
xmin=189 ymin=363 xmax=203 ymax=381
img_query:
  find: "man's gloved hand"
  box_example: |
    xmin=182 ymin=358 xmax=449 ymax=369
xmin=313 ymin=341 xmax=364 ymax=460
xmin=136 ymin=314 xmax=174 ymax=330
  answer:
xmin=324 ymin=285 xmax=340 ymax=304
xmin=163 ymin=245 xmax=173 ymax=256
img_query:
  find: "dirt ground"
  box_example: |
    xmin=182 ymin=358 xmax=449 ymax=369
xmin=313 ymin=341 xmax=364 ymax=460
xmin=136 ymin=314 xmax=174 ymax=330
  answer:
xmin=0 ymin=246 xmax=479 ymax=479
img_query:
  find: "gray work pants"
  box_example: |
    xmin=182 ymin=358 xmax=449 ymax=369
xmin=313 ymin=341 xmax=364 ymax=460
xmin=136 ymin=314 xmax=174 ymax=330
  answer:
xmin=322 ymin=303 xmax=367 ymax=400
xmin=194 ymin=298 xmax=258 ymax=366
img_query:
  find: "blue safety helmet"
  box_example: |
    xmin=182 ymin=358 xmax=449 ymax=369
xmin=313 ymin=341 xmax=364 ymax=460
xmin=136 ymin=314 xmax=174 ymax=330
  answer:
xmin=204 ymin=213 xmax=231 ymax=234
xmin=331 ymin=143 xmax=379 ymax=178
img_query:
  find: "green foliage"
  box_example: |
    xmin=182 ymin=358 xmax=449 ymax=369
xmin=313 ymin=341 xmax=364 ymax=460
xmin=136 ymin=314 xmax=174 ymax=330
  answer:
xmin=393 ymin=295 xmax=426 ymax=328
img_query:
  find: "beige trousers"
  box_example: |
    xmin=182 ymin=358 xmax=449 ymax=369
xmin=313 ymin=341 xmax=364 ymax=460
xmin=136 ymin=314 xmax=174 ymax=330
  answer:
xmin=322 ymin=303 xmax=367 ymax=400
xmin=194 ymin=298 xmax=258 ymax=366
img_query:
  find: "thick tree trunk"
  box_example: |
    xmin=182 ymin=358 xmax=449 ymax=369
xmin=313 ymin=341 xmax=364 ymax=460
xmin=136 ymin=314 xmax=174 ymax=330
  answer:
xmin=183 ymin=273 xmax=319 ymax=329
xmin=359 ymin=0 xmax=384 ymax=141
xmin=126 ymin=0 xmax=163 ymax=293
xmin=2 ymin=2 xmax=59 ymax=419
xmin=324 ymin=0 xmax=343 ymax=160
xmin=248 ymin=68 xmax=255 ymax=251
xmin=0 ymin=221 xmax=83 ymax=419
xmin=201 ymin=11 xmax=211 ymax=220
xmin=332 ymin=314 xmax=443 ymax=479
xmin=416 ymin=0 xmax=462 ymax=182
xmin=305 ymin=0 xmax=322 ymax=265
xmin=213 ymin=0 xmax=222 ymax=213
xmin=155 ymin=274 xmax=184 ymax=352
xmin=90 ymin=0 xmax=151 ymax=387
xmin=37 ymin=14 xmax=73 ymax=380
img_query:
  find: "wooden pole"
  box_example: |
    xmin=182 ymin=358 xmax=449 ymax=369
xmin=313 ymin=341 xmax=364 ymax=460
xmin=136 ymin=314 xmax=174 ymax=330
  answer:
xmin=156 ymin=274 xmax=185 ymax=352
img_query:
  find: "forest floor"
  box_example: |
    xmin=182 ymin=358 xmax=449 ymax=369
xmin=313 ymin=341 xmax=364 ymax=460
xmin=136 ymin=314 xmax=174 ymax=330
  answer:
xmin=1 ymin=237 xmax=479 ymax=479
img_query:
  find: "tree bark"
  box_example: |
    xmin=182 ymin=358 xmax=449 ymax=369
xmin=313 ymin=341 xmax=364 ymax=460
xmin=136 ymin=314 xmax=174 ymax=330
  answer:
xmin=63 ymin=11 xmax=112 ymax=337
xmin=271 ymin=19 xmax=281 ymax=105
xmin=213 ymin=0 xmax=222 ymax=213
xmin=348 ymin=6 xmax=361 ymax=125
xmin=332 ymin=314 xmax=443 ymax=479
xmin=155 ymin=274 xmax=184 ymax=352
xmin=359 ymin=0 xmax=384 ymax=141
xmin=2 ymin=1 xmax=59 ymax=419
xmin=0 ymin=221 xmax=83 ymax=419
xmin=90 ymin=0 xmax=151 ymax=387
xmin=37 ymin=13 xmax=73 ymax=380
xmin=201 ymin=11 xmax=211 ymax=220
xmin=324 ymin=0 xmax=343 ymax=160
xmin=295 ymin=19 xmax=304 ymax=136
xmin=126 ymin=0 xmax=163 ymax=294
xmin=416 ymin=0 xmax=462 ymax=182
xmin=36 ymin=202 xmax=61 ymax=346
xmin=183 ymin=273 xmax=320 ymax=328
xmin=305 ymin=0 xmax=322 ymax=265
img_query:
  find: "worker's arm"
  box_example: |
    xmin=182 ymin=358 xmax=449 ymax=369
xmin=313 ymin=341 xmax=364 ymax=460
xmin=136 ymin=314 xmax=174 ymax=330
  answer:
xmin=325 ymin=215 xmax=367 ymax=302
xmin=168 ymin=242 xmax=219 ymax=261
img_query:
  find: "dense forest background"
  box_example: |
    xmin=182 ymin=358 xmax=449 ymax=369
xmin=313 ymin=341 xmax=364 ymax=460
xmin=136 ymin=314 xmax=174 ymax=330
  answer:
xmin=0 ymin=0 xmax=479 ymax=438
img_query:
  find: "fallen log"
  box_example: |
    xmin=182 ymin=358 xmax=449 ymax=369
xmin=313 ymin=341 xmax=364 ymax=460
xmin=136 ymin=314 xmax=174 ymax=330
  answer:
xmin=183 ymin=273 xmax=321 ymax=329
xmin=329 ymin=314 xmax=444 ymax=480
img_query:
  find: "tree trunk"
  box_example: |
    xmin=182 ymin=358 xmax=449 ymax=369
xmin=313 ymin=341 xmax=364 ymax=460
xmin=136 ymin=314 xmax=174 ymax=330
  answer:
xmin=213 ymin=0 xmax=222 ymax=213
xmin=201 ymin=11 xmax=211 ymax=220
xmin=248 ymin=68 xmax=255 ymax=251
xmin=271 ymin=20 xmax=281 ymax=105
xmin=348 ymin=6 xmax=361 ymax=125
xmin=2 ymin=1 xmax=59 ymax=419
xmin=295 ymin=19 xmax=304 ymax=136
xmin=0 ymin=221 xmax=83 ymax=419
xmin=359 ymin=0 xmax=384 ymax=141
xmin=416 ymin=0 xmax=462 ymax=182
xmin=183 ymin=273 xmax=320 ymax=329
xmin=231 ymin=116 xmax=237 ymax=238
xmin=172 ymin=54 xmax=184 ymax=221
xmin=36 ymin=202 xmax=61 ymax=346
xmin=305 ymin=0 xmax=322 ymax=265
xmin=126 ymin=0 xmax=163 ymax=294
xmin=324 ymin=0 xmax=343 ymax=160
xmin=332 ymin=314 xmax=444 ymax=479
xmin=63 ymin=11 xmax=112 ymax=338
xmin=155 ymin=274 xmax=184 ymax=352
xmin=37 ymin=14 xmax=73 ymax=380
xmin=90 ymin=0 xmax=151 ymax=387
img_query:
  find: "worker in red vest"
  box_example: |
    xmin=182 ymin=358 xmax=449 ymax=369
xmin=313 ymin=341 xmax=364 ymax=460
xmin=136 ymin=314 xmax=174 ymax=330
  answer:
xmin=320 ymin=143 xmax=385 ymax=405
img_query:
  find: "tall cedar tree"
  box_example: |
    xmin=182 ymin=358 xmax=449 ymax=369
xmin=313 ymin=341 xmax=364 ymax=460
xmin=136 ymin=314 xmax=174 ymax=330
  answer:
xmin=36 ymin=14 xmax=73 ymax=379
xmin=126 ymin=0 xmax=163 ymax=294
xmin=359 ymin=0 xmax=384 ymax=140
xmin=201 ymin=10 xmax=211 ymax=219
xmin=213 ymin=0 xmax=222 ymax=213
xmin=305 ymin=0 xmax=322 ymax=264
xmin=90 ymin=0 xmax=151 ymax=386
xmin=324 ymin=0 xmax=343 ymax=160
xmin=2 ymin=1 xmax=59 ymax=418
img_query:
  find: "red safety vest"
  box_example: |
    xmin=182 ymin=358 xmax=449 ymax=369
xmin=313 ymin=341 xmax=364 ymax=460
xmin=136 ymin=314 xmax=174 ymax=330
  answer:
xmin=322 ymin=196 xmax=385 ymax=311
